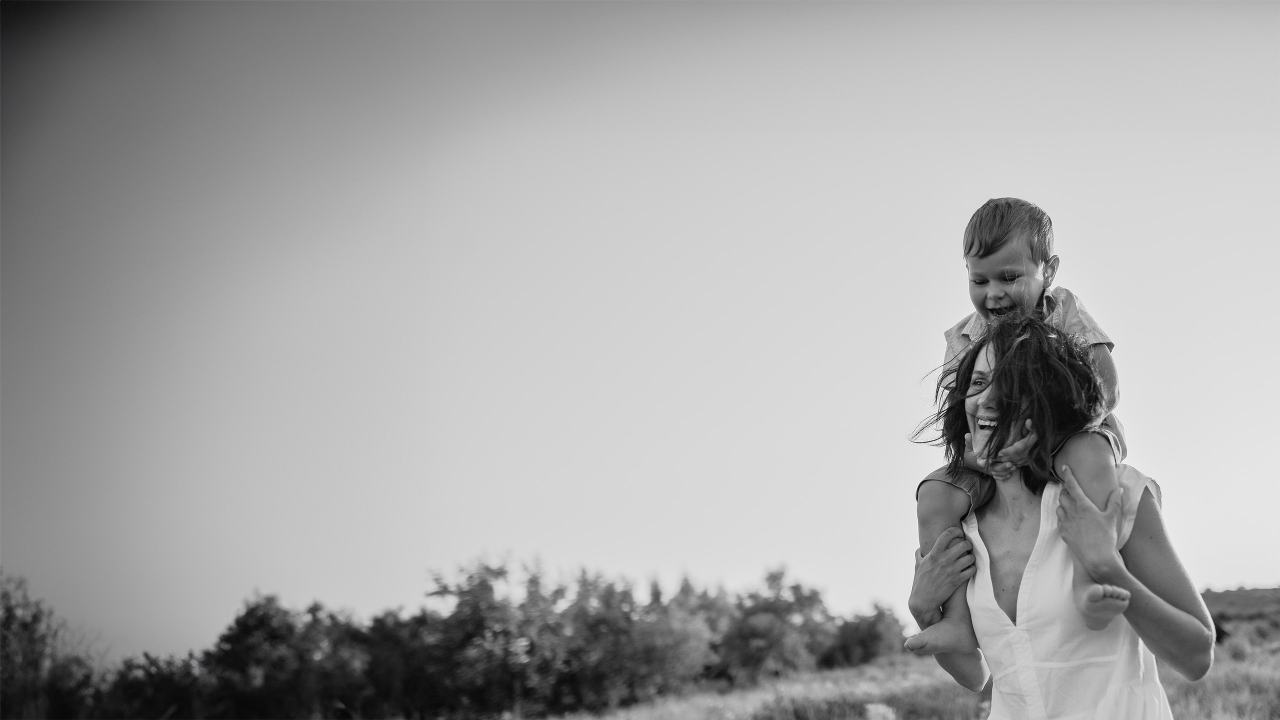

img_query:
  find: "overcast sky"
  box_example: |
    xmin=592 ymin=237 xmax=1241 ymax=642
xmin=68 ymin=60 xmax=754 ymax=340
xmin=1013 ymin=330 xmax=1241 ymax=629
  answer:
xmin=3 ymin=1 xmax=1278 ymax=664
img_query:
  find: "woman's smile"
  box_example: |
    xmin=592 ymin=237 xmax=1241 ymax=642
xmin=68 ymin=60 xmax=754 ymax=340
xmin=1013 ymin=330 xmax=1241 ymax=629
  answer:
xmin=965 ymin=345 xmax=998 ymax=456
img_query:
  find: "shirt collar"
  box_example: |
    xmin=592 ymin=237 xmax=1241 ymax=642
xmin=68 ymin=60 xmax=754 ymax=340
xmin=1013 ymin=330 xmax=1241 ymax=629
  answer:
xmin=963 ymin=288 xmax=1059 ymax=342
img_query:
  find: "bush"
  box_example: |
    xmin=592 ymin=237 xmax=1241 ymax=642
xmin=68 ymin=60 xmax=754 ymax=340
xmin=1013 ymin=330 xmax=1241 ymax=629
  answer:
xmin=1 ymin=571 xmax=97 ymax=720
xmin=819 ymin=606 xmax=904 ymax=669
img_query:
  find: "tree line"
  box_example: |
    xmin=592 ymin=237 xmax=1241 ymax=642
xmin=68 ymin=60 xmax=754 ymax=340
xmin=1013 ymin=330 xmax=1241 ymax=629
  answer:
xmin=1 ymin=563 xmax=905 ymax=719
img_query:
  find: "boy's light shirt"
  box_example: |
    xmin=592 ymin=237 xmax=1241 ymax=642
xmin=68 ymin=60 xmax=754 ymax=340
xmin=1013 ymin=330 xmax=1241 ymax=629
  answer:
xmin=942 ymin=286 xmax=1113 ymax=370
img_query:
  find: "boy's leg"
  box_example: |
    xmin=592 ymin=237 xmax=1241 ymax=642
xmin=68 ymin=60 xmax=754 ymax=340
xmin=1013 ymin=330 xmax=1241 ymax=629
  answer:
xmin=905 ymin=473 xmax=978 ymax=656
xmin=1072 ymin=555 xmax=1129 ymax=630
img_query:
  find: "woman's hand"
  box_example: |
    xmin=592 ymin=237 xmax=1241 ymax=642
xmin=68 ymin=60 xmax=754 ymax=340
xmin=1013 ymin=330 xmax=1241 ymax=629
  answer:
xmin=909 ymin=526 xmax=975 ymax=626
xmin=1056 ymin=463 xmax=1125 ymax=581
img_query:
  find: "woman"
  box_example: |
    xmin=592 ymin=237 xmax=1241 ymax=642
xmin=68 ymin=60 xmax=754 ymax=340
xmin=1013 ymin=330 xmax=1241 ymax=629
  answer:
xmin=910 ymin=313 xmax=1213 ymax=719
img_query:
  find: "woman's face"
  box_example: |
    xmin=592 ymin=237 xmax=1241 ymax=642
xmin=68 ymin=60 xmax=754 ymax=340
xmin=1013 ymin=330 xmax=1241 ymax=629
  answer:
xmin=965 ymin=344 xmax=998 ymax=458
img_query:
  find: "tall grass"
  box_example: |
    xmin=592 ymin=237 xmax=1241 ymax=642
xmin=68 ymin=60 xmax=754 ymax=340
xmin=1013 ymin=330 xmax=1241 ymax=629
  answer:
xmin=566 ymin=645 xmax=1280 ymax=720
xmin=1164 ymin=644 xmax=1280 ymax=720
xmin=557 ymin=656 xmax=984 ymax=720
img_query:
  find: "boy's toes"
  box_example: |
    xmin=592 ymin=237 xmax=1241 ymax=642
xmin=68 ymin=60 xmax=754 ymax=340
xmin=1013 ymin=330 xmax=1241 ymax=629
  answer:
xmin=904 ymin=633 xmax=936 ymax=656
xmin=1081 ymin=584 xmax=1131 ymax=630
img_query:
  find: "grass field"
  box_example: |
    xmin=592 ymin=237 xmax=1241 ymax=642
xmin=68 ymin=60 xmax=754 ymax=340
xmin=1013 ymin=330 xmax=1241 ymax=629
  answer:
xmin=558 ymin=589 xmax=1280 ymax=720
xmin=563 ymin=622 xmax=1280 ymax=720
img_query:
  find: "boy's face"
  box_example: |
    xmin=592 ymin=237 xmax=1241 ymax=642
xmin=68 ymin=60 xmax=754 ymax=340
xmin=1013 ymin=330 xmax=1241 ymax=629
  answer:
xmin=965 ymin=237 xmax=1059 ymax=320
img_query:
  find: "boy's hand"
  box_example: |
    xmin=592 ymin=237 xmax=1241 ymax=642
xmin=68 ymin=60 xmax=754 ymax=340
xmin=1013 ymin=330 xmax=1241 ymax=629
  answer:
xmin=983 ymin=459 xmax=1017 ymax=482
xmin=969 ymin=432 xmax=1010 ymax=479
xmin=996 ymin=420 xmax=1037 ymax=466
xmin=971 ymin=420 xmax=1035 ymax=481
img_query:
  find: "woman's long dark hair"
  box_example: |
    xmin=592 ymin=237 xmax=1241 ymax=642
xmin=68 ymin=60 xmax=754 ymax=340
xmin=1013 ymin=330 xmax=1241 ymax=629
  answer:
xmin=914 ymin=313 xmax=1107 ymax=495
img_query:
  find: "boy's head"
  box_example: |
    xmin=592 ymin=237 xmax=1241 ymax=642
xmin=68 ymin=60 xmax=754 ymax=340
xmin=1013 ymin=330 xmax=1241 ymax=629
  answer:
xmin=962 ymin=198 xmax=1060 ymax=320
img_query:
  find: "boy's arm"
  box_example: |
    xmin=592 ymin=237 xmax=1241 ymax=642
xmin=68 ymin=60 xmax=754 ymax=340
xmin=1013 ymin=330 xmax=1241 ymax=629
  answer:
xmin=1090 ymin=344 xmax=1120 ymax=414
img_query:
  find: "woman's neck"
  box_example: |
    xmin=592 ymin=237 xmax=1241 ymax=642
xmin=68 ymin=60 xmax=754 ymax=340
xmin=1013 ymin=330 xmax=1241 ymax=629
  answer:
xmin=984 ymin=469 xmax=1041 ymax=517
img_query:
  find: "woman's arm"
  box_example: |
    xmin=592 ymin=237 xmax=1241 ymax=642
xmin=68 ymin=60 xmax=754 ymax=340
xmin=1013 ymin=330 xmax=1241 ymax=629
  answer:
xmin=1113 ymin=490 xmax=1215 ymax=679
xmin=1055 ymin=454 xmax=1214 ymax=681
xmin=908 ymin=528 xmax=990 ymax=691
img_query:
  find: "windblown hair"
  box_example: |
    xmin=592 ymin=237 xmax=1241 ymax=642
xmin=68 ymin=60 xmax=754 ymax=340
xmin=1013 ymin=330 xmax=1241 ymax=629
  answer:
xmin=916 ymin=313 xmax=1106 ymax=495
xmin=963 ymin=197 xmax=1055 ymax=264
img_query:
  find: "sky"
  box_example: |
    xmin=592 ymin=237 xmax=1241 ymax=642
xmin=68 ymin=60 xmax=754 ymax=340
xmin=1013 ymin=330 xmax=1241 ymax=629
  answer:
xmin=3 ymin=1 xmax=1278 ymax=665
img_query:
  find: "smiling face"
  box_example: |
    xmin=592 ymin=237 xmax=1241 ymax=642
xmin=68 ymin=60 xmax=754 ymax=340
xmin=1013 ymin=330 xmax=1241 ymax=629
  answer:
xmin=965 ymin=236 xmax=1059 ymax=320
xmin=965 ymin=344 xmax=998 ymax=459
xmin=927 ymin=314 xmax=1106 ymax=495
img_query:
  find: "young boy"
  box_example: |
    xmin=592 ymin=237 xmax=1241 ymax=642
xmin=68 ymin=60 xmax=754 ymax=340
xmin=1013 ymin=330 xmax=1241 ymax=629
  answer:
xmin=906 ymin=197 xmax=1130 ymax=656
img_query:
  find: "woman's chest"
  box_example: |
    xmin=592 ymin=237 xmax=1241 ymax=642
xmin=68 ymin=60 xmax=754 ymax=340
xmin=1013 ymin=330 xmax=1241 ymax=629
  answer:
xmin=978 ymin=508 xmax=1042 ymax=623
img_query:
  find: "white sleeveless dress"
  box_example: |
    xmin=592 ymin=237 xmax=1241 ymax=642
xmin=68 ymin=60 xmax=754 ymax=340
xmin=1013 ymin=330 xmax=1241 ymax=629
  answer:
xmin=963 ymin=464 xmax=1173 ymax=720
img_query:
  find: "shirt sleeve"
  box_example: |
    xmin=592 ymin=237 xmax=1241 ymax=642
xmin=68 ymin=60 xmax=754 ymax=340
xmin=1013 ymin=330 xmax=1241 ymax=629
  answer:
xmin=942 ymin=316 xmax=973 ymax=370
xmin=1052 ymin=288 xmax=1114 ymax=351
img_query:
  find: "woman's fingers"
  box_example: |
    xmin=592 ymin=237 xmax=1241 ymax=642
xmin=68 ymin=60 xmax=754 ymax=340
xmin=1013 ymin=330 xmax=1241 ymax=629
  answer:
xmin=946 ymin=539 xmax=973 ymax=564
xmin=931 ymin=526 xmax=963 ymax=554
xmin=1107 ymin=487 xmax=1127 ymax=534
xmin=940 ymin=531 xmax=973 ymax=572
xmin=924 ymin=526 xmax=973 ymax=576
xmin=1058 ymin=463 xmax=1086 ymax=501
xmin=1103 ymin=487 xmax=1124 ymax=516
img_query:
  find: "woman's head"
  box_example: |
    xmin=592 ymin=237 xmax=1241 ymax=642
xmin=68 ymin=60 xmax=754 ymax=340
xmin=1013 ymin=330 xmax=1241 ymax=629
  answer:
xmin=927 ymin=313 xmax=1106 ymax=493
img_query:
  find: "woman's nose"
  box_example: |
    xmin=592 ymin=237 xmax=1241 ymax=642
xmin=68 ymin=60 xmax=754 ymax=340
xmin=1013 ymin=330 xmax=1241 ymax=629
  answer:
xmin=974 ymin=385 xmax=994 ymax=408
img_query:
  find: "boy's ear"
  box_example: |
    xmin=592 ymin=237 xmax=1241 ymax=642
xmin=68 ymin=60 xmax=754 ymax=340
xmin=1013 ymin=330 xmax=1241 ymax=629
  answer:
xmin=1044 ymin=255 xmax=1060 ymax=287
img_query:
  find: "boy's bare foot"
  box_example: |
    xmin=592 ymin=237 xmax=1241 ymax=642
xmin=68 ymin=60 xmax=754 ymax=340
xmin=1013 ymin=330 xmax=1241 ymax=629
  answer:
xmin=903 ymin=618 xmax=978 ymax=656
xmin=1079 ymin=584 xmax=1130 ymax=630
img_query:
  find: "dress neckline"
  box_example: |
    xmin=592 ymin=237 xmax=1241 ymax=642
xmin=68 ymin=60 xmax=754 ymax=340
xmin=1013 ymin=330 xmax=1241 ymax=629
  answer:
xmin=970 ymin=484 xmax=1058 ymax=627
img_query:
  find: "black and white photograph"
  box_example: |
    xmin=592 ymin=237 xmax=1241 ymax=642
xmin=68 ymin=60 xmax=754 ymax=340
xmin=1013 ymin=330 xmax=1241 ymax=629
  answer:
xmin=3 ymin=2 xmax=1278 ymax=718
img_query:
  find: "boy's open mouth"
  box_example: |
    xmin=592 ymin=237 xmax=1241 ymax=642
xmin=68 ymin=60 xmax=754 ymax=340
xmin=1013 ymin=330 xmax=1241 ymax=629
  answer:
xmin=988 ymin=306 xmax=1013 ymax=317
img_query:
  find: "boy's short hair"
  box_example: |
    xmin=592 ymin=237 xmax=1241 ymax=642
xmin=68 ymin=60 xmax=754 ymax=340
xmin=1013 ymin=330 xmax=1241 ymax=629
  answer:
xmin=963 ymin=197 xmax=1054 ymax=263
